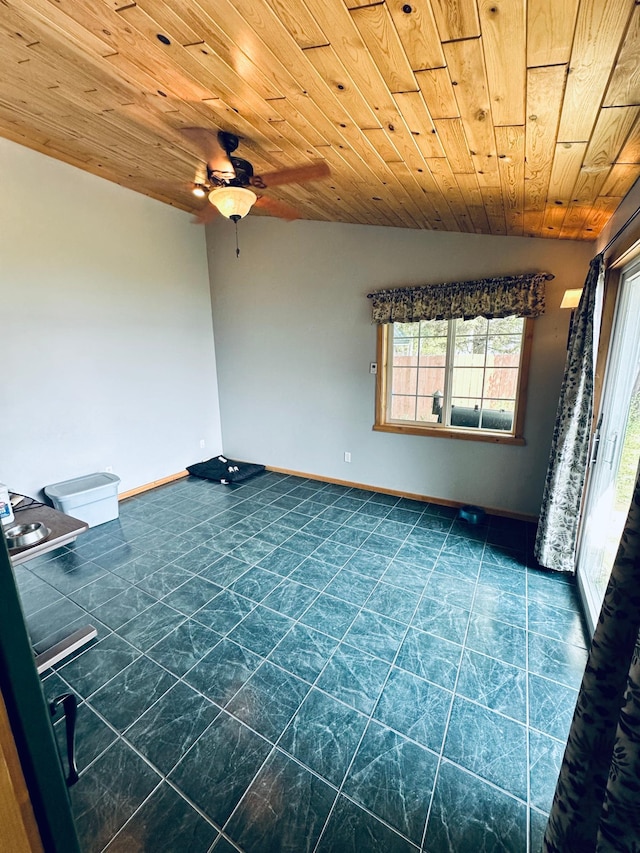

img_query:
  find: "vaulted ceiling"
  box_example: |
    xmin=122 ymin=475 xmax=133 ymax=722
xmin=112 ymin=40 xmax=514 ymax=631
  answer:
xmin=2 ymin=0 xmax=639 ymax=240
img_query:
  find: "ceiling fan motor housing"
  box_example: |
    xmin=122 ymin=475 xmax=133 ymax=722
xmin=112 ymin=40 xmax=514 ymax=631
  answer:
xmin=207 ymin=156 xmax=254 ymax=188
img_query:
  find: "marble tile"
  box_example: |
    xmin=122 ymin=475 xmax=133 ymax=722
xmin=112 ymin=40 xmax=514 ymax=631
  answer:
xmin=530 ymin=808 xmax=549 ymax=853
xmin=135 ymin=564 xmax=194 ymax=599
xmin=465 ymin=611 xmax=527 ymax=668
xmin=58 ymin=633 xmax=141 ymax=699
xmin=228 ymin=605 xmax=294 ymax=657
xmin=185 ymin=639 xmax=262 ymax=706
xmin=92 ymin=543 xmax=148 ymax=573
xmin=169 ymin=712 xmax=271 ymax=826
xmin=91 ymin=587 xmax=156 ymax=630
xmin=442 ymin=534 xmax=485 ymax=561
xmin=396 ymin=628 xmax=462 ymax=691
xmin=374 ymin=668 xmax=452 ymax=752
xmin=344 ymin=512 xmax=379 ymax=532
xmin=423 ymin=573 xmax=476 ymax=610
xmin=289 ymin=557 xmax=340 ymax=590
xmin=53 ymin=701 xmax=116 ymax=774
xmin=224 ymin=748 xmax=336 ymax=853
xmin=424 ymin=760 xmax=527 ymax=853
xmin=300 ymin=594 xmax=360 ymax=640
xmin=147 ymin=619 xmax=221 ymax=676
xmin=89 ymin=655 xmax=177 ymax=732
xmin=201 ymin=554 xmax=251 ymax=586
xmin=268 ymin=623 xmax=338 ymax=683
xmin=117 ymin=602 xmax=185 ymax=652
xmin=317 ymin=570 xmax=373 ymax=608
xmin=472 ymin=585 xmax=527 ymax=629
xmin=317 ymin=644 xmax=390 ymax=714
xmin=279 ymin=689 xmax=368 ymax=786
xmin=528 ymin=600 xmax=588 ymax=648
xmin=443 ymin=697 xmax=528 ymax=798
xmin=344 ymin=720 xmax=437 ymax=844
xmin=432 ymin=552 xmax=481 ymax=582
xmin=70 ymin=739 xmax=160 ymax=853
xmin=125 ymin=681 xmax=218 ymax=774
xmin=230 ymin=538 xmax=275 ymax=565
xmin=483 ymin=543 xmax=528 ymax=571
xmin=412 ymin=514 xmax=453 ymax=534
xmin=303 ymin=518 xmax=342 ymax=539
xmin=344 ymin=550 xmax=391 ymax=579
xmin=228 ymin=566 xmax=286 ymax=602
xmin=161 ymin=576 xmax=223 ymax=616
xmin=529 ymin=673 xmax=578 ymax=741
xmin=329 ymin=525 xmax=372 ymax=548
xmin=69 ymin=575 xmax=132 ymax=611
xmin=526 ymin=569 xmax=581 ymax=612
xmin=281 ymin=530 xmax=325 ymax=557
xmin=386 ymin=507 xmax=423 ymax=526
xmin=364 ymin=581 xmax=417 ymax=623
xmin=528 ymin=633 xmax=588 ymax=690
xmin=253 ymin=522 xmax=295 ymax=547
xmin=18 ymin=577 xmax=64 ymax=617
xmin=343 ymin=610 xmax=405 ymax=663
xmin=226 ymin=660 xmax=310 ymax=741
xmin=372 ymin=519 xmax=414 ymax=541
xmin=529 ymin=730 xmax=564 ymax=813
xmin=357 ymin=501 xmax=391 ymax=519
xmin=29 ymin=556 xmax=105 ymax=594
xmin=312 ymin=539 xmax=357 ymax=567
xmin=103 ymin=782 xmax=218 ymax=852
xmin=412 ymin=597 xmax=470 ymax=645
xmin=193 ymin=590 xmax=255 ymax=635
xmin=379 ymin=560 xmax=430 ymax=596
xmin=477 ymin=561 xmax=527 ymax=597
xmin=360 ymin=534 xmax=401 ymax=560
xmin=456 ymin=649 xmax=527 ymax=722
xmin=256 ymin=546 xmax=306 ymax=577
xmin=261 ymin=578 xmax=318 ymax=618
xmin=316 ymin=795 xmax=416 ymax=853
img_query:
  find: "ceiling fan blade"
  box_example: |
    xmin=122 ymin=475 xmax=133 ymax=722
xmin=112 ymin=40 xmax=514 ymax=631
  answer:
xmin=181 ymin=127 xmax=235 ymax=181
xmin=251 ymin=161 xmax=330 ymax=189
xmin=254 ymin=195 xmax=300 ymax=221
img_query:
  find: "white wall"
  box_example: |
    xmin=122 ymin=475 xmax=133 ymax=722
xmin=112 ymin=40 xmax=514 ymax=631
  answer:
xmin=206 ymin=216 xmax=593 ymax=517
xmin=0 ymin=139 xmax=222 ymax=498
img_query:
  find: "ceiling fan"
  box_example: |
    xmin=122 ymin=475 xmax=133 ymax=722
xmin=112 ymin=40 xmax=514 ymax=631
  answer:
xmin=182 ymin=128 xmax=330 ymax=224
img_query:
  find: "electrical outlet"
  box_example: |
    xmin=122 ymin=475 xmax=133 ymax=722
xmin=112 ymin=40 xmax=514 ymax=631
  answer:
xmin=344 ymin=451 xmax=351 ymax=463
xmin=200 ymin=439 xmax=206 ymax=449
xmin=105 ymin=466 xmax=113 ymax=473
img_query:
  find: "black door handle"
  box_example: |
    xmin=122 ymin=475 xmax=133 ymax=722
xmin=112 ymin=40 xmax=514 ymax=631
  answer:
xmin=49 ymin=693 xmax=79 ymax=787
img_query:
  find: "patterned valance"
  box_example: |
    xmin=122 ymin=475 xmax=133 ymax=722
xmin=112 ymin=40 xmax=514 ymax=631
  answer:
xmin=367 ymin=272 xmax=552 ymax=324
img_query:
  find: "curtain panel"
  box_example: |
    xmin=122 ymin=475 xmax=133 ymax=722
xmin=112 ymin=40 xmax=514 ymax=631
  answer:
xmin=367 ymin=272 xmax=550 ymax=324
xmin=535 ymin=255 xmax=604 ymax=573
xmin=543 ymin=457 xmax=640 ymax=852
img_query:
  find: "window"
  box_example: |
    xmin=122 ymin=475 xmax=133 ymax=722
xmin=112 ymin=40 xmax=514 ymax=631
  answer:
xmin=374 ymin=315 xmax=533 ymax=444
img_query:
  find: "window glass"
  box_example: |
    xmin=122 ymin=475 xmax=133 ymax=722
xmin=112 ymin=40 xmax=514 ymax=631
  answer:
xmin=379 ymin=316 xmax=528 ymax=440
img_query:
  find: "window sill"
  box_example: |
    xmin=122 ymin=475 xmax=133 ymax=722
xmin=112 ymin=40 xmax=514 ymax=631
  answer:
xmin=373 ymin=423 xmax=526 ymax=445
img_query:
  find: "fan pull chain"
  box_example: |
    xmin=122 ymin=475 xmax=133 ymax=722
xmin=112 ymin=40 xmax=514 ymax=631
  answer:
xmin=235 ymin=219 xmax=240 ymax=258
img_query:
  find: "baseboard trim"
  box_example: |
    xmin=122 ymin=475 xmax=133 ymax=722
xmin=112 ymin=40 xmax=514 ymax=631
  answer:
xmin=265 ymin=465 xmax=539 ymax=523
xmin=119 ymin=471 xmax=189 ymax=501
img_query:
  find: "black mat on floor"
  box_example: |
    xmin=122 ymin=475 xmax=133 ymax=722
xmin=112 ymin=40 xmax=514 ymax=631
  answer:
xmin=186 ymin=455 xmax=265 ymax=484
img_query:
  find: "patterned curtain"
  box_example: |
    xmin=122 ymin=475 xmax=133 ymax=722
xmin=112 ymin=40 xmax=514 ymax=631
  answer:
xmin=367 ymin=272 xmax=549 ymax=323
xmin=542 ymin=459 xmax=640 ymax=852
xmin=534 ymin=255 xmax=604 ymax=572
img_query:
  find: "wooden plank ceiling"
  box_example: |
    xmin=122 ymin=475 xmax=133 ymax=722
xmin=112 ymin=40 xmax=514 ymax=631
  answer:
xmin=1 ymin=0 xmax=639 ymax=240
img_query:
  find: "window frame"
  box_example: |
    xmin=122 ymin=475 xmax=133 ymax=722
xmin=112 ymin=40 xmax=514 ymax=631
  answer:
xmin=373 ymin=317 xmax=534 ymax=445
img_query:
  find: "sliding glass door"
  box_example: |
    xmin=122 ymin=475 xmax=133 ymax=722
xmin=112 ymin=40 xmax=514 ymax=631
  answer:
xmin=577 ymin=257 xmax=640 ymax=634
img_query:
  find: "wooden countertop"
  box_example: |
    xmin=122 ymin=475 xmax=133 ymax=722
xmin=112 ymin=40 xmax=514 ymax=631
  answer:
xmin=7 ymin=504 xmax=89 ymax=566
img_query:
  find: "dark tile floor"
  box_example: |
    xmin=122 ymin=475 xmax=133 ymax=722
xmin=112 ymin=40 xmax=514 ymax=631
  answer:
xmin=14 ymin=472 xmax=590 ymax=852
